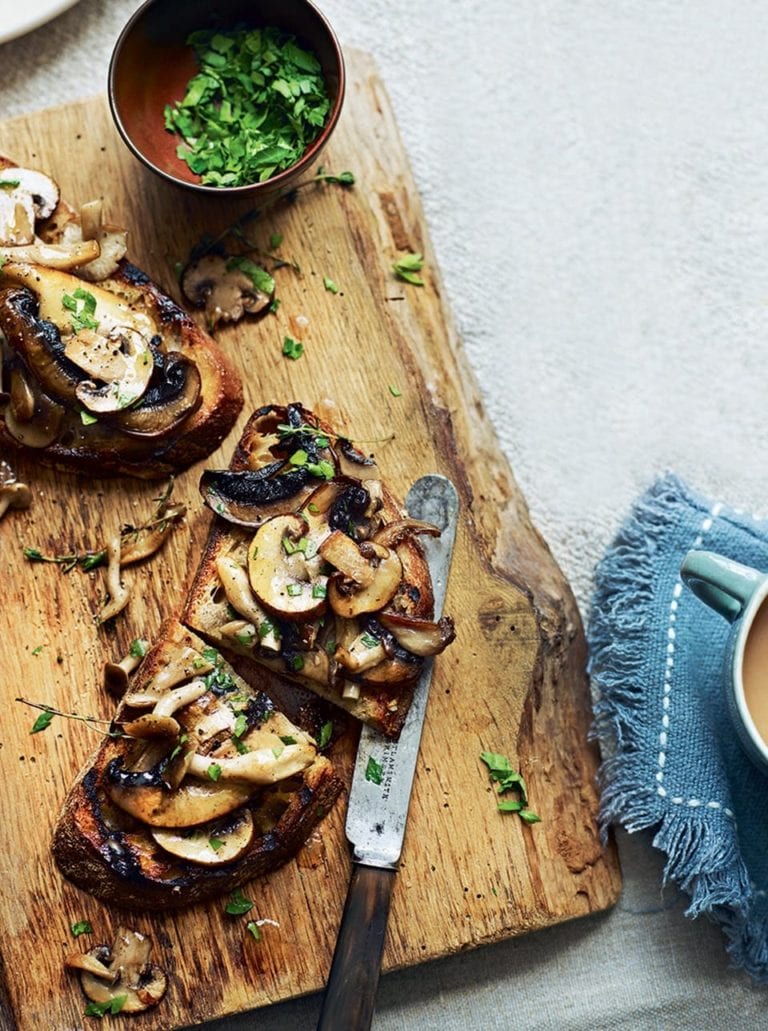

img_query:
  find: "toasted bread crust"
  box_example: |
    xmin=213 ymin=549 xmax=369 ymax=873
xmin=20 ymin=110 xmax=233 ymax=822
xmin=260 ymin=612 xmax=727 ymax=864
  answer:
xmin=0 ymin=159 xmax=243 ymax=478
xmin=183 ymin=406 xmax=438 ymax=737
xmin=52 ymin=620 xmax=343 ymax=909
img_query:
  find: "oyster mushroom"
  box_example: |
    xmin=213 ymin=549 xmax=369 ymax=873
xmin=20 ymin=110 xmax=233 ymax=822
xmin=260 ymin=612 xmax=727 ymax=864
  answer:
xmin=66 ymin=926 xmax=167 ymax=1014
xmin=0 ymin=238 xmax=101 ymax=269
xmin=247 ymin=514 xmax=328 ymax=621
xmin=320 ymin=531 xmax=403 ymax=618
xmin=103 ymin=644 xmax=146 ymax=698
xmin=61 ymin=210 xmax=129 ymax=282
xmin=151 ymin=808 xmax=255 ymax=866
xmin=215 ymin=553 xmax=281 ymax=651
xmin=182 ymin=253 xmax=274 ymax=328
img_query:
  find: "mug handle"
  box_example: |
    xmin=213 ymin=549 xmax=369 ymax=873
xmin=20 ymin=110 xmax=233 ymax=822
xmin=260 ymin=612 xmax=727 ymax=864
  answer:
xmin=680 ymin=550 xmax=763 ymax=623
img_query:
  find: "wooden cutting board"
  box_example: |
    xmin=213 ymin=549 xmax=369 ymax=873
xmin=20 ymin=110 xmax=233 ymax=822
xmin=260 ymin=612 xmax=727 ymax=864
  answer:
xmin=0 ymin=50 xmax=620 ymax=1031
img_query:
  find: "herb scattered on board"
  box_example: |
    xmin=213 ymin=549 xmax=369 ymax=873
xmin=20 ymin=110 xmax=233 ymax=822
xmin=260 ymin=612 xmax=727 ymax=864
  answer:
xmin=323 ymin=276 xmax=339 ymax=294
xmin=18 ymin=698 xmax=129 ymax=740
xmin=164 ymin=27 xmax=332 ymax=187
xmin=365 ymin=756 xmax=384 ymax=785
xmin=388 ymin=385 xmax=402 ymax=398
xmin=30 ymin=710 xmax=55 ymax=734
xmin=246 ymin=921 xmax=262 ymax=941
xmin=225 ymin=888 xmax=254 ymax=916
xmin=393 ymin=252 xmax=425 ymax=286
xmin=71 ymin=920 xmax=93 ymax=938
xmin=480 ymin=751 xmax=540 ymax=824
xmin=282 ymin=335 xmax=304 ymax=360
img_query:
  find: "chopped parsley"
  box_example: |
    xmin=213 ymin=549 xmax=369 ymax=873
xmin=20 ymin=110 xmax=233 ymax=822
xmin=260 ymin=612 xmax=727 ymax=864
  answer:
xmin=84 ymin=996 xmax=127 ymax=1017
xmin=392 ymin=252 xmax=425 ymax=286
xmin=164 ymin=27 xmax=331 ymax=187
xmin=312 ymin=582 xmax=327 ymax=599
xmin=269 ymin=232 xmax=283 ymax=250
xmin=207 ymin=763 xmax=222 ymax=782
xmin=318 ymin=721 xmax=333 ymax=748
xmin=80 ymin=410 xmax=99 ymax=426
xmin=272 ymin=744 xmax=285 ymax=759
xmin=233 ymin=713 xmax=248 ymax=739
xmin=323 ymin=276 xmax=339 ymax=294
xmin=286 ymin=583 xmax=303 ymax=597
xmin=71 ymin=920 xmax=93 ymax=937
xmin=30 ymin=710 xmax=54 ymax=734
xmin=31 ymin=645 xmax=44 ymax=656
xmin=129 ymin=638 xmax=149 ymax=658
xmin=314 ymin=168 xmax=355 ymax=186
xmin=226 ymin=255 xmax=275 ymax=296
xmin=360 ymin=633 xmax=379 ymax=649
xmin=246 ymin=920 xmax=262 ymax=941
xmin=61 ymin=287 xmax=99 ymax=332
xmin=209 ymin=836 xmax=225 ymax=852
xmin=225 ymin=888 xmax=254 ymax=916
xmin=0 ymin=178 xmax=21 ymax=189
xmin=280 ymin=735 xmax=297 ymax=745
xmin=365 ymin=756 xmax=384 ymax=785
xmin=480 ymin=751 xmax=540 ymax=824
xmin=388 ymin=384 xmax=402 ymax=398
xmin=282 ymin=335 xmax=304 ymax=360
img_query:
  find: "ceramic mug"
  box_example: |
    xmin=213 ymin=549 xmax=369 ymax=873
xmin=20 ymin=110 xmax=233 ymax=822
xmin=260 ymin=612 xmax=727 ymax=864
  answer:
xmin=680 ymin=550 xmax=768 ymax=769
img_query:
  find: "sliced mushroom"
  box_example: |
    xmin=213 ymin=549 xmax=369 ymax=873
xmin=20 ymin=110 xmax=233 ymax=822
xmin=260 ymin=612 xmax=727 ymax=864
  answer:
xmin=9 ymin=366 xmax=35 ymax=421
xmin=0 ymin=188 xmax=35 ymax=245
xmin=247 ymin=514 xmax=328 ymax=621
xmin=200 ymin=465 xmax=312 ymax=527
xmin=151 ymin=808 xmax=254 ymax=866
xmin=1 ymin=168 xmax=59 ymax=220
xmin=378 ymin=612 xmax=457 ymax=657
xmin=182 ymin=253 xmax=274 ymax=328
xmin=79 ymin=199 xmax=103 ymax=242
xmin=66 ymin=325 xmax=154 ymax=414
xmin=71 ymin=926 xmax=167 ymax=1014
xmin=335 ymin=630 xmax=387 ymax=674
xmin=321 ymin=535 xmax=403 ymax=618
xmin=119 ymin=492 xmax=186 ymax=566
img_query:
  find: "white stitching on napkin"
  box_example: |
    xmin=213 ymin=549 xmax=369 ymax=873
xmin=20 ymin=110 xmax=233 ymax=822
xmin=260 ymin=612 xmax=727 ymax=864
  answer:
xmin=655 ymin=503 xmax=735 ymax=819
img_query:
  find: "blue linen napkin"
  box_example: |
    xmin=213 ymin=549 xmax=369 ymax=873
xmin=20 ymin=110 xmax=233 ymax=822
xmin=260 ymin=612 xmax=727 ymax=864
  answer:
xmin=589 ymin=473 xmax=768 ymax=981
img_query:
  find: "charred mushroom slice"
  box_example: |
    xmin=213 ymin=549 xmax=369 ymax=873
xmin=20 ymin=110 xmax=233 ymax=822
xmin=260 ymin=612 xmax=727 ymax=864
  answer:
xmin=182 ymin=253 xmax=275 ymax=328
xmin=107 ymin=766 xmax=254 ymax=827
xmin=110 ymin=353 xmax=202 ymax=439
xmin=151 ymin=809 xmax=255 ymax=866
xmin=247 ymin=514 xmax=328 ymax=621
xmin=200 ymin=465 xmax=311 ymax=527
xmin=215 ymin=554 xmax=281 ymax=651
xmin=67 ymin=926 xmax=167 ymax=1014
xmin=0 ymin=238 xmax=101 ymax=269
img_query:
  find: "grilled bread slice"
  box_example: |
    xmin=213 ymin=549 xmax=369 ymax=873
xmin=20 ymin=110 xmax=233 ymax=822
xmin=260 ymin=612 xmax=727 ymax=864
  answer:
xmin=0 ymin=160 xmax=242 ymax=478
xmin=53 ymin=619 xmax=342 ymax=909
xmin=183 ymin=403 xmax=455 ymax=738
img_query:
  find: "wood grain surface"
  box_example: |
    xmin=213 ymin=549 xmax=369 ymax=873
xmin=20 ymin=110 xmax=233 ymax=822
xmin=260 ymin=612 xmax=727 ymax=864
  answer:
xmin=0 ymin=49 xmax=621 ymax=1031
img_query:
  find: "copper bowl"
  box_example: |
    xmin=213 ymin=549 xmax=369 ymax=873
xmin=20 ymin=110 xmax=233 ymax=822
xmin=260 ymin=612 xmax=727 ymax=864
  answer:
xmin=108 ymin=0 xmax=345 ymax=197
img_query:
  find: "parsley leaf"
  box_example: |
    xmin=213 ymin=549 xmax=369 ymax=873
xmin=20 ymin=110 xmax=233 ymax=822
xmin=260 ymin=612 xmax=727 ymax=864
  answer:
xmin=31 ymin=710 xmax=54 ymax=734
xmin=479 ymin=751 xmax=540 ymax=824
xmin=365 ymin=756 xmax=384 ymax=785
xmin=393 ymin=252 xmax=425 ymax=286
xmin=318 ymin=721 xmax=333 ymax=748
xmin=246 ymin=920 xmax=262 ymax=941
xmin=225 ymin=888 xmax=254 ymax=916
xmin=282 ymin=335 xmax=304 ymax=360
xmin=71 ymin=920 xmax=93 ymax=937
xmin=323 ymin=276 xmax=339 ymax=294
xmin=84 ymin=995 xmax=127 ymax=1017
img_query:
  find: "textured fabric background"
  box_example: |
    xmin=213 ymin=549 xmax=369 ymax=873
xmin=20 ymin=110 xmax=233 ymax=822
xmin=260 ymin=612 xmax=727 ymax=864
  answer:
xmin=3 ymin=1 xmax=768 ymax=1026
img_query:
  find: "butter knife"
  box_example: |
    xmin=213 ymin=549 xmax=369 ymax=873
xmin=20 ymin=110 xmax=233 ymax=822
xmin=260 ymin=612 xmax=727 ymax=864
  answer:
xmin=316 ymin=474 xmax=459 ymax=1031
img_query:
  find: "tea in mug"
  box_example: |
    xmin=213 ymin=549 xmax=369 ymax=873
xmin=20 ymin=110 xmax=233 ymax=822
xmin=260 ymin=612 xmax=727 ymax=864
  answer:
xmin=742 ymin=599 xmax=768 ymax=745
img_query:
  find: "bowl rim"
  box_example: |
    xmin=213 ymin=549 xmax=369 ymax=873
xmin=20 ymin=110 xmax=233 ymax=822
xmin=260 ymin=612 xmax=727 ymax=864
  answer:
xmin=107 ymin=0 xmax=346 ymax=195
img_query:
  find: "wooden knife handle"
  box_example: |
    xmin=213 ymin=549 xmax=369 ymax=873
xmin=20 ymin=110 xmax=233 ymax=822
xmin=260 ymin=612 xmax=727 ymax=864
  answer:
xmin=316 ymin=863 xmax=396 ymax=1031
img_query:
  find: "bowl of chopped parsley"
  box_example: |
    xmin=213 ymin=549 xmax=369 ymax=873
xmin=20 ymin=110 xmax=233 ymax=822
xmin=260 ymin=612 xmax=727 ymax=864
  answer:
xmin=108 ymin=0 xmax=345 ymax=196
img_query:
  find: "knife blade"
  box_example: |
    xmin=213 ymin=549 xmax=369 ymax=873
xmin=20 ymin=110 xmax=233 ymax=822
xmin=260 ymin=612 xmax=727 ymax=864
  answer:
xmin=316 ymin=474 xmax=459 ymax=1031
